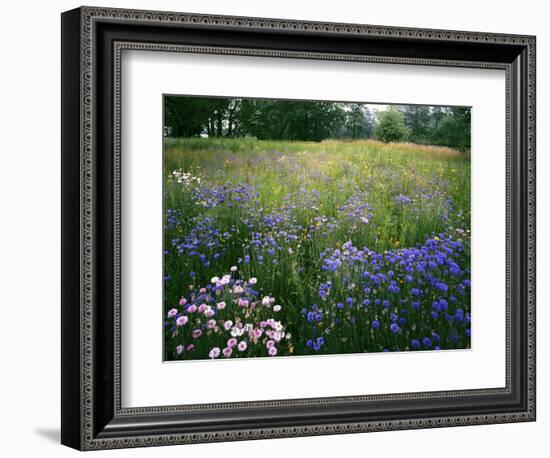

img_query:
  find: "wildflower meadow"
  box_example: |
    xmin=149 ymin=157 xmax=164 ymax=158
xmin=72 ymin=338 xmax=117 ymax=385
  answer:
xmin=163 ymin=98 xmax=471 ymax=361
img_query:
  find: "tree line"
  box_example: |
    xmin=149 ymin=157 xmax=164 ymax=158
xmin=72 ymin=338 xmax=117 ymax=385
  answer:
xmin=164 ymin=96 xmax=471 ymax=150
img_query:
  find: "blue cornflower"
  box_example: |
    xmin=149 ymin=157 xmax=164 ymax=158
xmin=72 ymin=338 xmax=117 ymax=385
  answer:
xmin=382 ymin=300 xmax=390 ymax=309
xmin=336 ymin=302 xmax=344 ymax=310
xmin=411 ymin=288 xmax=420 ymax=296
xmin=390 ymin=323 xmax=400 ymax=334
xmin=371 ymin=320 xmax=380 ymax=329
xmin=411 ymin=339 xmax=421 ymax=349
xmin=422 ymin=337 xmax=432 ymax=347
xmin=306 ymin=339 xmax=313 ymax=347
xmin=412 ymin=301 xmax=420 ymax=311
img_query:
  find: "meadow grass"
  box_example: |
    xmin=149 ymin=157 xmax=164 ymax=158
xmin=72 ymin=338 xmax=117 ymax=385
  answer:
xmin=163 ymin=138 xmax=471 ymax=360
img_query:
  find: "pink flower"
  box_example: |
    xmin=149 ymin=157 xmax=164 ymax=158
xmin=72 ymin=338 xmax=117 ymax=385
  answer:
xmin=176 ymin=315 xmax=188 ymax=326
xmin=273 ymin=305 xmax=282 ymax=312
xmin=192 ymin=329 xmax=202 ymax=339
xmin=238 ymin=298 xmax=249 ymax=307
xmin=266 ymin=339 xmax=275 ymax=348
xmin=262 ymin=296 xmax=271 ymax=306
xmin=268 ymin=346 xmax=277 ymax=356
xmin=222 ymin=347 xmax=233 ymax=358
xmin=198 ymin=303 xmax=207 ymax=313
xmin=205 ymin=308 xmax=215 ymax=318
xmin=217 ymin=301 xmax=226 ymax=310
xmin=209 ymin=347 xmax=220 ymax=359
xmin=259 ymin=321 xmax=267 ymax=328
xmin=187 ymin=304 xmax=197 ymax=313
xmin=179 ymin=297 xmax=187 ymax=306
xmin=233 ymin=286 xmax=244 ymax=294
xmin=227 ymin=338 xmax=238 ymax=348
xmin=207 ymin=319 xmax=216 ymax=329
xmin=167 ymin=308 xmax=178 ymax=318
xmin=224 ymin=320 xmax=233 ymax=330
xmin=199 ymin=288 xmax=206 ymax=294
xmin=176 ymin=345 xmax=184 ymax=355
xmin=186 ymin=344 xmax=194 ymax=351
xmin=249 ymin=277 xmax=257 ymax=285
xmin=237 ymin=341 xmax=247 ymax=352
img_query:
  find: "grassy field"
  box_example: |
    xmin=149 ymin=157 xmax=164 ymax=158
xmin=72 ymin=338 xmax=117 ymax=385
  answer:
xmin=163 ymin=138 xmax=471 ymax=360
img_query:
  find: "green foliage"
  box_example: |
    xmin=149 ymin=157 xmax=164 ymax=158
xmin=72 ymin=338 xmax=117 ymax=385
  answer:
xmin=374 ymin=108 xmax=409 ymax=143
xmin=430 ymin=107 xmax=471 ymax=151
xmin=399 ymin=105 xmax=471 ymax=151
xmin=164 ymin=96 xmax=471 ymax=151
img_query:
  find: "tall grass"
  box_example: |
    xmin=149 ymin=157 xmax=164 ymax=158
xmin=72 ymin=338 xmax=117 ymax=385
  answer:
xmin=163 ymin=138 xmax=471 ymax=360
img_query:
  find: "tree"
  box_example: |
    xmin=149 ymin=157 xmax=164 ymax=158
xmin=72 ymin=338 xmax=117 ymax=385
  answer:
xmin=430 ymin=107 xmax=471 ymax=150
xmin=374 ymin=108 xmax=409 ymax=143
xmin=400 ymin=105 xmax=432 ymax=144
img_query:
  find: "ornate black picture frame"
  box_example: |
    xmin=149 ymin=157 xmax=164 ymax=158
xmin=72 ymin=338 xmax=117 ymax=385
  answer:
xmin=61 ymin=6 xmax=536 ymax=450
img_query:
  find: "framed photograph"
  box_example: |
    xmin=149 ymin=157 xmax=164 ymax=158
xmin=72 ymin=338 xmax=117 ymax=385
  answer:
xmin=61 ymin=6 xmax=536 ymax=450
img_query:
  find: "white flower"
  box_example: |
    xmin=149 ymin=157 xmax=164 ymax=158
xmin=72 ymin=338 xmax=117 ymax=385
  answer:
xmin=249 ymin=277 xmax=257 ymax=285
xmin=211 ymin=276 xmax=219 ymax=284
xmin=273 ymin=305 xmax=282 ymax=312
xmin=231 ymin=327 xmax=244 ymax=337
xmin=230 ymin=266 xmax=238 ymax=272
xmin=209 ymin=347 xmax=221 ymax=359
xmin=262 ymin=296 xmax=271 ymax=306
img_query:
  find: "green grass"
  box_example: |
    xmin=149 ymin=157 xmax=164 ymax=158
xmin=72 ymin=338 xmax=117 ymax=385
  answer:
xmin=163 ymin=138 xmax=471 ymax=360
